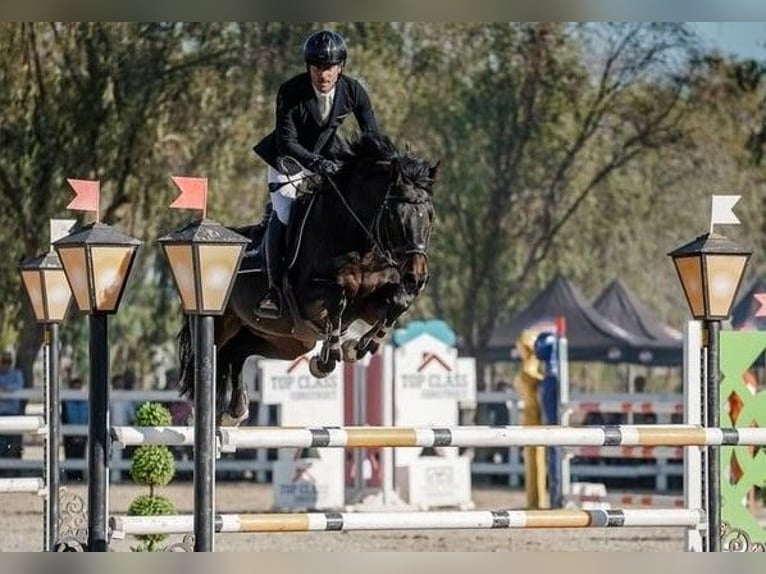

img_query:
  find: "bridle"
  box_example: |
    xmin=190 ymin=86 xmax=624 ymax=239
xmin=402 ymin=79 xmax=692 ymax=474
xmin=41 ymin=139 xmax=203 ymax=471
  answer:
xmin=325 ymin=162 xmax=432 ymax=268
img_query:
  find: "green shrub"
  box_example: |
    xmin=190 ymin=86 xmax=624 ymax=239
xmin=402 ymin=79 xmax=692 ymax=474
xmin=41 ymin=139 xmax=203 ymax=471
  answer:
xmin=128 ymin=494 xmax=176 ymax=552
xmin=134 ymin=402 xmax=173 ymax=427
xmin=131 ymin=445 xmax=175 ymax=487
xmin=128 ymin=402 xmax=177 ymax=552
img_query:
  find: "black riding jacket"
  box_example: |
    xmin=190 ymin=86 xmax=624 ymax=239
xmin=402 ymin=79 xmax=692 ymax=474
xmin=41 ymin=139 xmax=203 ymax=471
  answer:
xmin=253 ymin=72 xmax=379 ymax=172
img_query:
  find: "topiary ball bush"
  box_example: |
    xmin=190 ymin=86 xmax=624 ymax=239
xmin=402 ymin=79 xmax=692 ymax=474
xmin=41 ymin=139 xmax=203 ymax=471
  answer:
xmin=131 ymin=445 xmax=175 ymax=487
xmin=128 ymin=494 xmax=176 ymax=550
xmin=134 ymin=402 xmax=172 ymax=427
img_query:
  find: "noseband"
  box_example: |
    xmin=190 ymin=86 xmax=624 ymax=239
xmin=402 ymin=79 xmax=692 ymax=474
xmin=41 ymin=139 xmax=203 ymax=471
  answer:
xmin=374 ymin=188 xmax=432 ymax=261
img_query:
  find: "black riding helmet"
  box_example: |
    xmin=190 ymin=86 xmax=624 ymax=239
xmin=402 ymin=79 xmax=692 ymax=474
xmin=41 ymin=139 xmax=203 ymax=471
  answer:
xmin=303 ymin=30 xmax=347 ymax=67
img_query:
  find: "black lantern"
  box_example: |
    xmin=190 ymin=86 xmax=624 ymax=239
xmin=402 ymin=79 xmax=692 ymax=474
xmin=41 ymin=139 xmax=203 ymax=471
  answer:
xmin=669 ymin=231 xmax=751 ymax=552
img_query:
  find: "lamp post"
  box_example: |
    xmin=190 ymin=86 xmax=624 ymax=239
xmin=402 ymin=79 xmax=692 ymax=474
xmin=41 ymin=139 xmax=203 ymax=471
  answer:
xmin=53 ymin=222 xmax=141 ymax=552
xmin=669 ymin=231 xmax=751 ymax=552
xmin=159 ymin=218 xmax=247 ymax=552
xmin=19 ymin=250 xmax=73 ymax=551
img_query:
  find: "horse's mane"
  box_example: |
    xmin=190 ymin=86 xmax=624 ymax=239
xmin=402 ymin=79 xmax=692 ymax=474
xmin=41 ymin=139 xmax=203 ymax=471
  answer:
xmin=307 ymin=132 xmax=435 ymax=195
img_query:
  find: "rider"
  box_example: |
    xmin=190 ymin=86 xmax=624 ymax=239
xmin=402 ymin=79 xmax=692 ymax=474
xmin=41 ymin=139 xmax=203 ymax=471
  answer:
xmin=252 ymin=29 xmax=380 ymax=318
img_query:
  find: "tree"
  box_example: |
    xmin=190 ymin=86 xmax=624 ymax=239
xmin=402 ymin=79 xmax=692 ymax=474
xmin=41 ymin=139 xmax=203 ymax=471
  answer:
xmin=398 ymin=23 xmax=699 ymax=383
xmin=0 ymin=23 xmax=257 ymax=384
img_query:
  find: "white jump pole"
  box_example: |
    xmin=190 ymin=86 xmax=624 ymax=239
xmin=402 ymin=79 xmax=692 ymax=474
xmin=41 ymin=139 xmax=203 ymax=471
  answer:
xmin=111 ymin=507 xmax=703 ymax=537
xmin=0 ymin=416 xmax=46 ymax=433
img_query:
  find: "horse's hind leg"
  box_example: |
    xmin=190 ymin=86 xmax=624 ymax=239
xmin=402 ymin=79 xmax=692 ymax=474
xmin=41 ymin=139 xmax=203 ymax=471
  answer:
xmin=216 ymin=328 xmax=262 ymax=427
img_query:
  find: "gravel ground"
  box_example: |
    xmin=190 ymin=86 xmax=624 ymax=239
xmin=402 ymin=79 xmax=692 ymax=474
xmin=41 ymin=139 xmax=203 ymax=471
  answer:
xmin=0 ymin=483 xmax=690 ymax=552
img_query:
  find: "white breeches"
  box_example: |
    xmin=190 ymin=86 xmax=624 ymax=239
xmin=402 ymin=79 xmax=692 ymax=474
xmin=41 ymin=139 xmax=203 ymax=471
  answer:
xmin=267 ymin=165 xmax=311 ymax=224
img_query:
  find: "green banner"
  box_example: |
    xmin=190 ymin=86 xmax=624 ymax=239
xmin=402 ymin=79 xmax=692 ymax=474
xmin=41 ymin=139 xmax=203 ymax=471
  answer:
xmin=720 ymin=331 xmax=766 ymax=551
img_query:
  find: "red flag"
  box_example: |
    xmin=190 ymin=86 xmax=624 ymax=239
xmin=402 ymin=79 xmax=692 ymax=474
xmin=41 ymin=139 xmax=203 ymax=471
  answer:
xmin=755 ymin=293 xmax=766 ymax=318
xmin=170 ymin=176 xmax=207 ymax=213
xmin=66 ymin=179 xmax=100 ymax=214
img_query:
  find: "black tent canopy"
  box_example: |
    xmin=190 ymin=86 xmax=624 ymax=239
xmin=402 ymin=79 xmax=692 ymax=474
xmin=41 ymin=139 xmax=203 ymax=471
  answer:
xmin=487 ymin=274 xmax=680 ymax=365
xmin=731 ymin=276 xmax=766 ymax=331
xmin=593 ymin=279 xmax=682 ymax=366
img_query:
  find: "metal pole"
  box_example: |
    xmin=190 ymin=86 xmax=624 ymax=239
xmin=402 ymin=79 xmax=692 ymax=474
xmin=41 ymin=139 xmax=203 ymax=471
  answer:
xmin=87 ymin=313 xmax=109 ymax=552
xmin=194 ymin=315 xmax=215 ymax=552
xmin=705 ymin=320 xmax=721 ymax=552
xmin=45 ymin=324 xmax=61 ymax=552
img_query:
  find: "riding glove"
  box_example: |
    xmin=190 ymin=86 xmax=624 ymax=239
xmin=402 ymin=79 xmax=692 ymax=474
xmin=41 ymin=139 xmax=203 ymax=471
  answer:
xmin=310 ymin=157 xmax=341 ymax=176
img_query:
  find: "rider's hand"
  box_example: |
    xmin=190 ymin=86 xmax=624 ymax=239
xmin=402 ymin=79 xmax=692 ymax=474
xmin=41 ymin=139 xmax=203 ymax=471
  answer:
xmin=310 ymin=157 xmax=340 ymax=177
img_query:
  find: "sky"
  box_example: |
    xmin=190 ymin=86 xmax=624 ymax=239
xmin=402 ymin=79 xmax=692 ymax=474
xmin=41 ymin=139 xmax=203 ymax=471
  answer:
xmin=692 ymin=22 xmax=766 ymax=60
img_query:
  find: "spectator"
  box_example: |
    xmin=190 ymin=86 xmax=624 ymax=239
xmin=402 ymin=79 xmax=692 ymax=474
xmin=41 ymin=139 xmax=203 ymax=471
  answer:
xmin=0 ymin=350 xmax=25 ymax=471
xmin=61 ymin=378 xmax=88 ymax=481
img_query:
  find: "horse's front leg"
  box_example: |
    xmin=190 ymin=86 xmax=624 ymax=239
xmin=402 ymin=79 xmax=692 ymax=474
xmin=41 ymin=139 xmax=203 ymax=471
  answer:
xmin=345 ymin=287 xmax=414 ymax=362
xmin=309 ymin=285 xmax=347 ymax=378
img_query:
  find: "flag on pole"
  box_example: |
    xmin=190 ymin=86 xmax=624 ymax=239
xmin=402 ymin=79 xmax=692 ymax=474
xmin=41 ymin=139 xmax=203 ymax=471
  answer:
xmin=49 ymin=219 xmax=77 ymax=250
xmin=170 ymin=176 xmax=208 ymax=217
xmin=710 ymin=195 xmax=741 ymax=232
xmin=66 ymin=179 xmax=100 ymax=220
xmin=755 ymin=293 xmax=766 ymax=318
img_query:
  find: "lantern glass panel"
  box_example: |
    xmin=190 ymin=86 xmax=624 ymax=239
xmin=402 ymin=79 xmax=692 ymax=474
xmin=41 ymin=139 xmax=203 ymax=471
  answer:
xmin=20 ymin=270 xmax=45 ymax=321
xmin=57 ymin=246 xmax=91 ymax=312
xmin=91 ymin=246 xmax=136 ymax=311
xmin=705 ymin=254 xmax=749 ymax=318
xmin=163 ymin=243 xmax=198 ymax=312
xmin=673 ymin=255 xmax=705 ymax=318
xmin=198 ymin=244 xmax=243 ymax=313
xmin=43 ymin=269 xmax=72 ymax=322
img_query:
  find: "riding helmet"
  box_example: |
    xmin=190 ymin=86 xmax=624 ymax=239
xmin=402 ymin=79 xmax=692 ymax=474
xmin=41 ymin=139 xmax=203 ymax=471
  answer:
xmin=303 ymin=30 xmax=348 ymax=67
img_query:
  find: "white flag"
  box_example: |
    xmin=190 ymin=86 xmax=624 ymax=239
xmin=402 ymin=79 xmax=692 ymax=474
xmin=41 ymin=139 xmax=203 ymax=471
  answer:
xmin=49 ymin=218 xmax=77 ymax=249
xmin=710 ymin=195 xmax=741 ymax=231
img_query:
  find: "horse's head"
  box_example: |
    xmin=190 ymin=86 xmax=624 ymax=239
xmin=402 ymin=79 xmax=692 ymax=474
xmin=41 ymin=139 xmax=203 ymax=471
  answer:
xmin=335 ymin=133 xmax=437 ymax=297
xmin=378 ymin=155 xmax=437 ymax=296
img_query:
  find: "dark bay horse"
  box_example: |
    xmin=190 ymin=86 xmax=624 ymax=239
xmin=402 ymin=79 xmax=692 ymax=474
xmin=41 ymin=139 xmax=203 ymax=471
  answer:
xmin=178 ymin=133 xmax=437 ymax=424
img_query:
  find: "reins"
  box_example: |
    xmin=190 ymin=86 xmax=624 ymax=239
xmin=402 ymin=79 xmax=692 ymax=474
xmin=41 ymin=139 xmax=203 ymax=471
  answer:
xmin=324 ymin=174 xmax=399 ymax=267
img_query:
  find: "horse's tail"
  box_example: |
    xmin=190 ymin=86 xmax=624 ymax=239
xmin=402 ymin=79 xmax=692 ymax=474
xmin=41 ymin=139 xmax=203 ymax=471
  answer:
xmin=177 ymin=318 xmax=194 ymax=400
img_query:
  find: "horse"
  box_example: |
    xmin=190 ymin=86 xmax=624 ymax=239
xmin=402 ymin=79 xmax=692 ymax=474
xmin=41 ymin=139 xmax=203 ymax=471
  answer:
xmin=177 ymin=133 xmax=437 ymax=425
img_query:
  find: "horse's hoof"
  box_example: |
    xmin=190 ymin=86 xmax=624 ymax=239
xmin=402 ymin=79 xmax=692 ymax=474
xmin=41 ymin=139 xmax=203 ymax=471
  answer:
xmin=342 ymin=339 xmax=359 ymax=362
xmin=309 ymin=356 xmax=334 ymax=378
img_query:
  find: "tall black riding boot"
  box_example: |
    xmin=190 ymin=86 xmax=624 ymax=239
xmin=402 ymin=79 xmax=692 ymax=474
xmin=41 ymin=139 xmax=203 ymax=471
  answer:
xmin=257 ymin=214 xmax=286 ymax=318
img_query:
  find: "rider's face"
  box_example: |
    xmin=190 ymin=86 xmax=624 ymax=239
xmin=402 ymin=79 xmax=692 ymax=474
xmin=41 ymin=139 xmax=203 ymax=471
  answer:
xmin=309 ymin=64 xmax=342 ymax=93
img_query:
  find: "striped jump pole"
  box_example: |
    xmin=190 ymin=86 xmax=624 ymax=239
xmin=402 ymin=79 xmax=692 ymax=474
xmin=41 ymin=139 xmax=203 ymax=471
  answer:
xmin=208 ymin=425 xmax=766 ymax=450
xmin=110 ymin=508 xmax=703 ymax=537
xmin=110 ymin=424 xmax=766 ymax=450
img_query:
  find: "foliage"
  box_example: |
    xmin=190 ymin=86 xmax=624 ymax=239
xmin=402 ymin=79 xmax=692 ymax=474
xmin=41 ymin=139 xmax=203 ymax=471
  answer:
xmin=131 ymin=445 xmax=176 ymax=487
xmin=128 ymin=402 xmax=176 ymax=551
xmin=397 ymin=23 xmax=703 ymax=384
xmin=127 ymin=494 xmax=176 ymax=552
xmin=134 ymin=402 xmax=173 ymax=426
xmin=3 ymin=23 xmax=766 ymax=391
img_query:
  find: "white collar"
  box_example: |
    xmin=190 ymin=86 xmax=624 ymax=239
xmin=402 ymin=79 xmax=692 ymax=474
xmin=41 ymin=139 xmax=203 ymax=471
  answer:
xmin=312 ymin=85 xmax=336 ymax=101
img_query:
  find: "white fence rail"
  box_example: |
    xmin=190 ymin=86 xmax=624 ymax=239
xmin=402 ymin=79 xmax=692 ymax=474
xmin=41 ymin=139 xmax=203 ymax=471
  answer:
xmin=0 ymin=388 xmax=687 ymax=488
